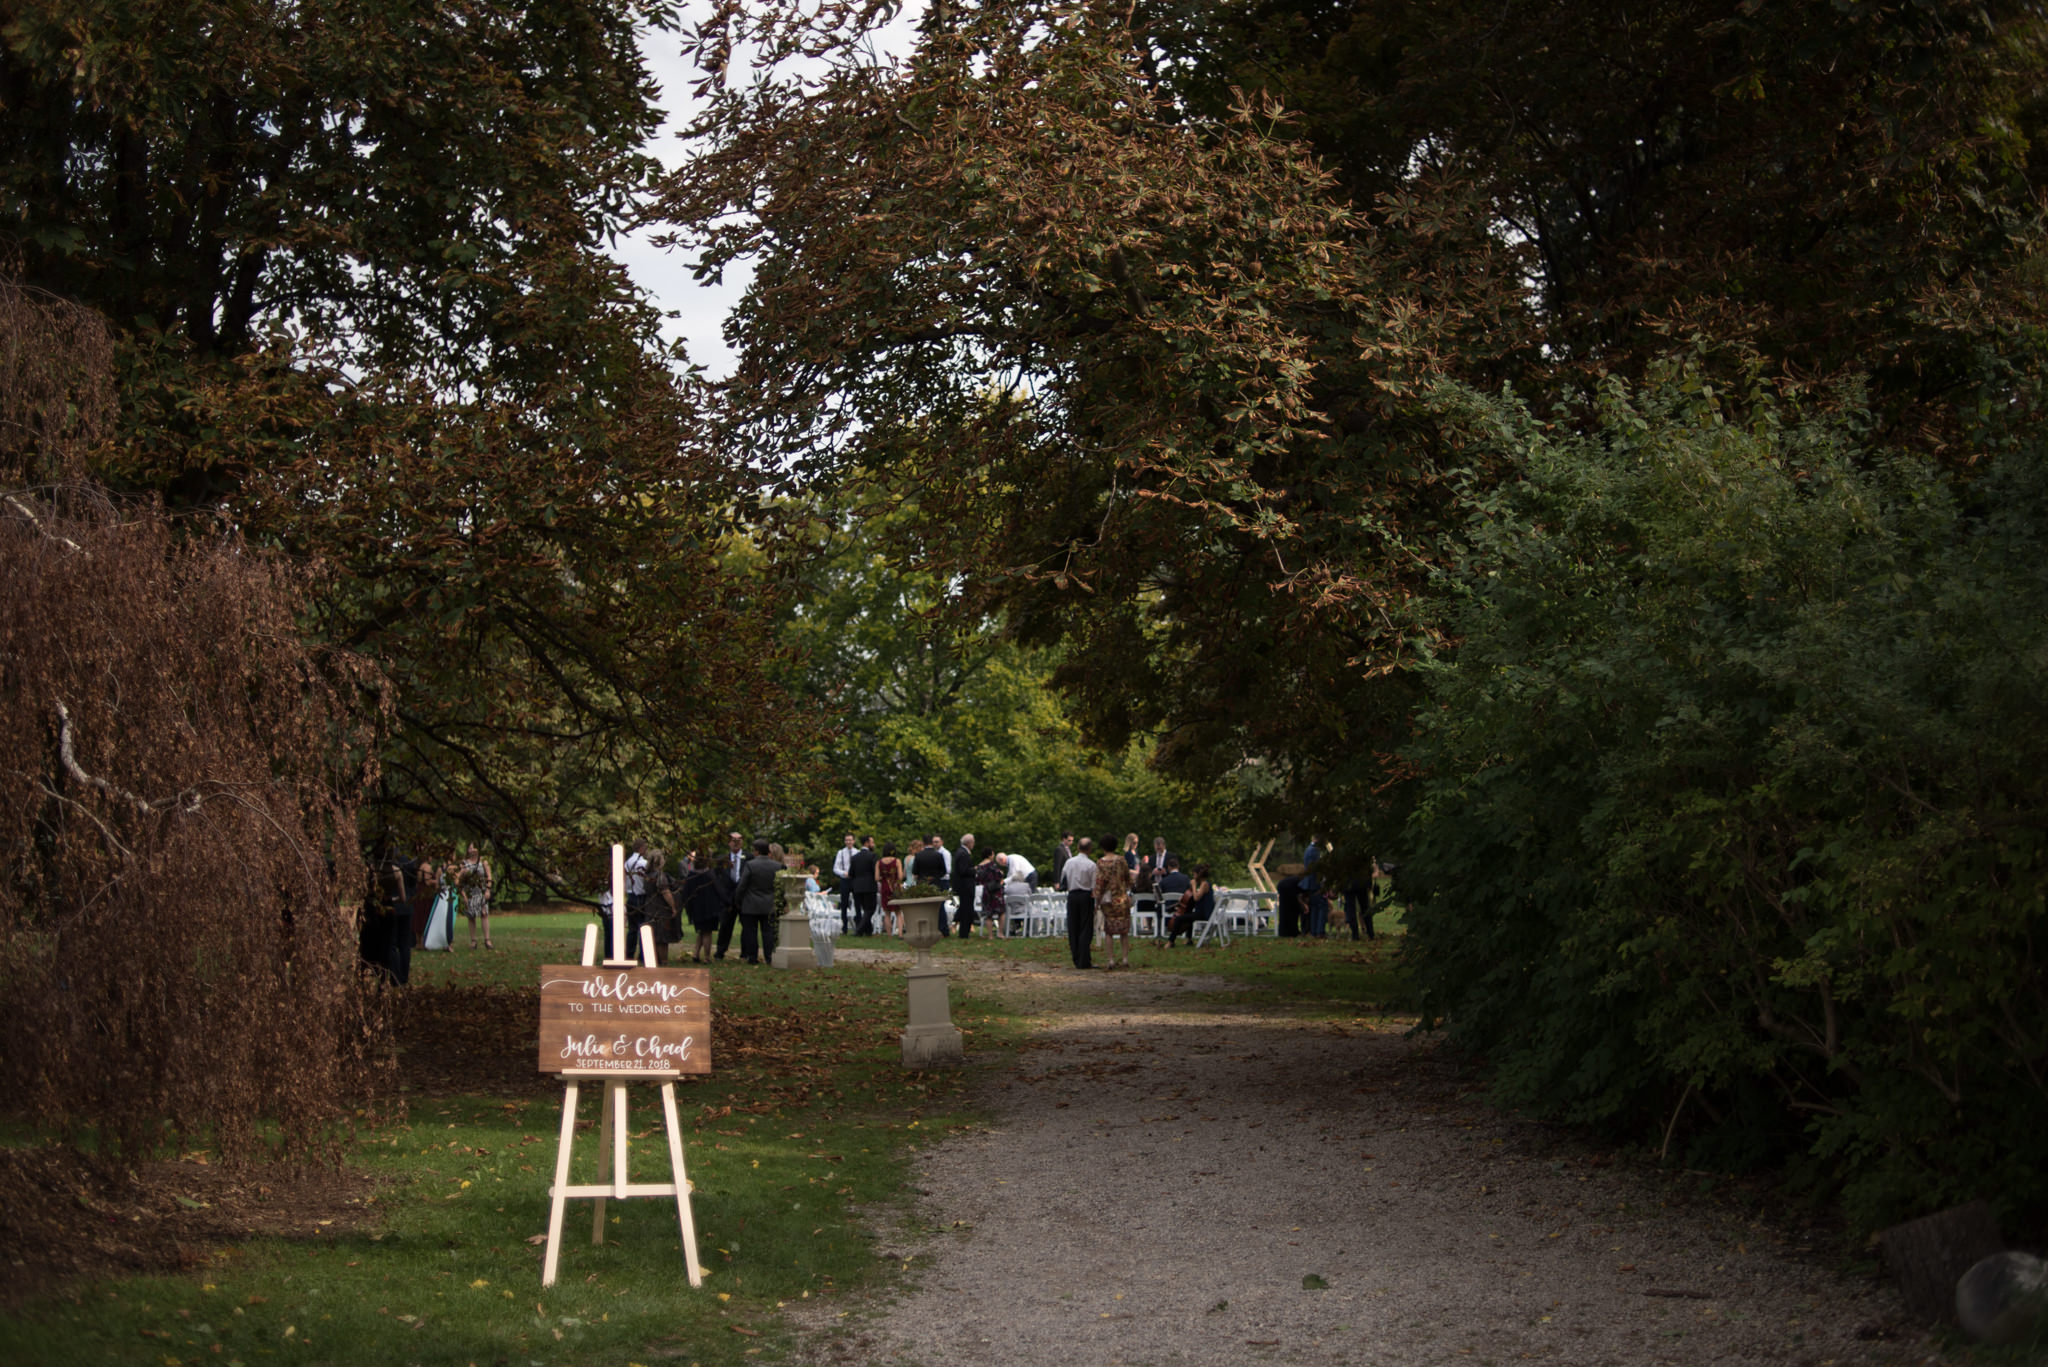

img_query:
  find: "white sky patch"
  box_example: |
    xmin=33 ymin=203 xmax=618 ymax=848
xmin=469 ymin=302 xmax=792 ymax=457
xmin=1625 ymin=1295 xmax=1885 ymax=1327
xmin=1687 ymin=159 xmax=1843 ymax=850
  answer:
xmin=613 ymin=5 xmax=926 ymax=379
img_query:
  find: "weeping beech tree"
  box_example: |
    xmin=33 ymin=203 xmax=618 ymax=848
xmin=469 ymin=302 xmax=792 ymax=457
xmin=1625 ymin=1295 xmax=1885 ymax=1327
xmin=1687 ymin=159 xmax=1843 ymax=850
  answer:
xmin=0 ymin=278 xmax=387 ymax=1164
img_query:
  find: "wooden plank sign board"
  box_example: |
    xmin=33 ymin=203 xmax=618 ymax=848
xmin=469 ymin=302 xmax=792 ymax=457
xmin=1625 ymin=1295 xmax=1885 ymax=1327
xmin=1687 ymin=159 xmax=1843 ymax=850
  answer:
xmin=538 ymin=965 xmax=711 ymax=1075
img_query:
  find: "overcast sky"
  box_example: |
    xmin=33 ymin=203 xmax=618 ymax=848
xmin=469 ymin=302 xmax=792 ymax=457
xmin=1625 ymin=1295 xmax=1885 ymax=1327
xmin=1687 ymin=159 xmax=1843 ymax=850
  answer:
xmin=611 ymin=9 xmax=924 ymax=379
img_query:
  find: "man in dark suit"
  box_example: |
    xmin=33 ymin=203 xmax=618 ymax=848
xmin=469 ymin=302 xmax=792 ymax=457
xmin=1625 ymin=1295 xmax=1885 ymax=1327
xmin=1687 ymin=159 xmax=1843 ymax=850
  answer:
xmin=732 ymin=838 xmax=783 ymax=964
xmin=713 ymin=829 xmax=744 ymax=959
xmin=846 ymin=835 xmax=879 ymax=936
xmin=910 ymin=838 xmax=947 ymax=890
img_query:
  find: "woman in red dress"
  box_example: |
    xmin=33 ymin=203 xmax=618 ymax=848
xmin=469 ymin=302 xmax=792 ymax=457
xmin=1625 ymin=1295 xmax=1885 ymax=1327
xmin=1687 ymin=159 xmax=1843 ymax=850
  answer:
xmin=876 ymin=841 xmax=905 ymax=937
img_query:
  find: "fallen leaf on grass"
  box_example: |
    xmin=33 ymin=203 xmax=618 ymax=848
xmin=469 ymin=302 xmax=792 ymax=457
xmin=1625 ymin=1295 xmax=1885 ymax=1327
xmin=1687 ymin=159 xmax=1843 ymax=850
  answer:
xmin=730 ymin=1325 xmax=760 ymax=1336
xmin=525 ymin=1234 xmax=548 ymax=1245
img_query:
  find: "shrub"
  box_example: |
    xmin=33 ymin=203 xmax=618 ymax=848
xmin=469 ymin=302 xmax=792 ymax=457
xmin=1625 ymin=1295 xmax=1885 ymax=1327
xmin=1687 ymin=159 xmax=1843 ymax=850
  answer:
xmin=0 ymin=278 xmax=388 ymax=1164
xmin=1402 ymin=369 xmax=2048 ymax=1233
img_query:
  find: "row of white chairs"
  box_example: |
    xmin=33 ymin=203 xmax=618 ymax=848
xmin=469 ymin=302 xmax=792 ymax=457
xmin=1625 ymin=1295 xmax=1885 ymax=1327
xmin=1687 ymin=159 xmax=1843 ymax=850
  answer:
xmin=801 ymin=886 xmax=1280 ymax=948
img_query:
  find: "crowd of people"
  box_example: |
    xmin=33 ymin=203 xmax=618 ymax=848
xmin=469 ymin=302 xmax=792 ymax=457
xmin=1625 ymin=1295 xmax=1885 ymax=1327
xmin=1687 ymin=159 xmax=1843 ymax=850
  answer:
xmin=362 ymin=841 xmax=496 ymax=985
xmin=361 ymin=827 xmax=1398 ymax=985
xmin=823 ymin=830 xmax=1400 ymax=969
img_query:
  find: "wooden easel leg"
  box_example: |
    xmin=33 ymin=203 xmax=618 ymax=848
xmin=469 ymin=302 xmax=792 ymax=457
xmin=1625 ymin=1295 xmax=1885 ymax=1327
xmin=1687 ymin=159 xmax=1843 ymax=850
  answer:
xmin=542 ymin=1079 xmax=580 ymax=1288
xmin=592 ymin=1078 xmax=615 ymax=1244
xmin=659 ymin=1080 xmax=702 ymax=1286
xmin=612 ymin=1074 xmax=630 ymax=1200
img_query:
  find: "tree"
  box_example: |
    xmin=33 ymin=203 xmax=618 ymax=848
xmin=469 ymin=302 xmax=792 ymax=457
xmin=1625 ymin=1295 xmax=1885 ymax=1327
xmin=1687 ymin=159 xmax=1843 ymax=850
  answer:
xmin=660 ymin=0 xmax=1518 ymax=858
xmin=774 ymin=483 xmax=1244 ymax=866
xmin=1145 ymin=0 xmax=2048 ymax=453
xmin=1 ymin=0 xmax=824 ymax=879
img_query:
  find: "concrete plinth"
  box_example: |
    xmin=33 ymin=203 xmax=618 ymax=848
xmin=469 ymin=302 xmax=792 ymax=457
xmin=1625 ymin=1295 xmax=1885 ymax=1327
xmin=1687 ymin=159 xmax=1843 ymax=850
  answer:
xmin=901 ymin=963 xmax=963 ymax=1068
xmin=772 ymin=870 xmax=816 ymax=969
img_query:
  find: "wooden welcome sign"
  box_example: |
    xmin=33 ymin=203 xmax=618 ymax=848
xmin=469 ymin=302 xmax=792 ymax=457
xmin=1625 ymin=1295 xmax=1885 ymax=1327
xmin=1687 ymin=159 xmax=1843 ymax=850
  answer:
xmin=539 ymin=844 xmax=707 ymax=1289
xmin=538 ymin=965 xmax=710 ymax=1075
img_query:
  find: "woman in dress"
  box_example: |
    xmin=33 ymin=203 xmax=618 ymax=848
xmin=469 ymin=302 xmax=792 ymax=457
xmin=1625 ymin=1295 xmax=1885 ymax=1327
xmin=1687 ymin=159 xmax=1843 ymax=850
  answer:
xmin=457 ymin=843 xmax=494 ymax=949
xmin=975 ymin=849 xmax=1006 ymax=939
xmin=1167 ymin=862 xmax=1217 ymax=947
xmin=409 ymin=857 xmax=438 ymax=948
xmin=1096 ymin=832 xmax=1135 ymax=968
xmin=876 ymin=842 xmax=905 ymax=937
xmin=425 ymin=864 xmax=459 ymax=951
xmin=1121 ymin=832 xmax=1141 ymax=870
xmin=680 ymin=851 xmax=723 ymax=963
xmin=645 ymin=849 xmax=678 ymax=965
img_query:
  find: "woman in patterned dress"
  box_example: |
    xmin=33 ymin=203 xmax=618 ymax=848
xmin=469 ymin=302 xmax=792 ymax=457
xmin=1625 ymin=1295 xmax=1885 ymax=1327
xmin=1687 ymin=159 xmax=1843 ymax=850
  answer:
xmin=975 ymin=850 xmax=1007 ymax=939
xmin=457 ymin=843 xmax=493 ymax=949
xmin=1095 ymin=833 xmax=1135 ymax=968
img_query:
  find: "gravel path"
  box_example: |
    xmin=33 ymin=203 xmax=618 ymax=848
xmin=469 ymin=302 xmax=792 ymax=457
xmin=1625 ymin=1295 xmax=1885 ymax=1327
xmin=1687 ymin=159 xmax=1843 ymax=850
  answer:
xmin=801 ymin=952 xmax=1931 ymax=1367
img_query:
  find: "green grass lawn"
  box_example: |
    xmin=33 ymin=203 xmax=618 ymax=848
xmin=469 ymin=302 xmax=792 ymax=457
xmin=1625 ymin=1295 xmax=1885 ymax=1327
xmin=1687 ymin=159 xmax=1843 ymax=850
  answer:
xmin=0 ymin=906 xmax=1411 ymax=1365
xmin=0 ymin=913 xmax=1020 ymax=1367
xmin=829 ymin=898 xmax=1414 ymax=1020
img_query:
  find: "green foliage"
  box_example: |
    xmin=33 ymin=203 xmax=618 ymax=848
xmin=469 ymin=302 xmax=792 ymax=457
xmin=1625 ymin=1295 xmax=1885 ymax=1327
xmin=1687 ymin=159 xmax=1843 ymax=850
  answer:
xmin=1400 ymin=367 xmax=2048 ymax=1232
xmin=1149 ymin=0 xmax=2048 ymax=448
xmin=0 ymin=0 xmax=823 ymax=882
xmin=777 ymin=488 xmax=1246 ymax=870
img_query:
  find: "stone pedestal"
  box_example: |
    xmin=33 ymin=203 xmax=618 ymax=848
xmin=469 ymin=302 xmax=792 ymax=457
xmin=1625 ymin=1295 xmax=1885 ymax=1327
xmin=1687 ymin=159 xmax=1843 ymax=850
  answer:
xmin=902 ymin=963 xmax=963 ymax=1068
xmin=897 ymin=896 xmax=962 ymax=1068
xmin=771 ymin=869 xmax=816 ymax=970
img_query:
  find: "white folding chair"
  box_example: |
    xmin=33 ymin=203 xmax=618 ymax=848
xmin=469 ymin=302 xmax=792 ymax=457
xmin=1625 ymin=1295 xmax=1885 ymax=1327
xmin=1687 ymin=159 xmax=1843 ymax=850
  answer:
xmin=1228 ymin=889 xmax=1277 ymax=936
xmin=1003 ymin=883 xmax=1034 ymax=937
xmin=1191 ymin=892 xmax=1231 ymax=948
xmin=1130 ymin=892 xmax=1161 ymax=940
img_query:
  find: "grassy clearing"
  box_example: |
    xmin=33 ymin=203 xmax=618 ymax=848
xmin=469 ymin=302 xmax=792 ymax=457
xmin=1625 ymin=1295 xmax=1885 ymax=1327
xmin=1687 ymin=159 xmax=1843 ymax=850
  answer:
xmin=0 ymin=912 xmax=1022 ymax=1367
xmin=830 ymin=901 xmax=1415 ymax=1020
xmin=1 ymin=907 xmax=1415 ymax=1365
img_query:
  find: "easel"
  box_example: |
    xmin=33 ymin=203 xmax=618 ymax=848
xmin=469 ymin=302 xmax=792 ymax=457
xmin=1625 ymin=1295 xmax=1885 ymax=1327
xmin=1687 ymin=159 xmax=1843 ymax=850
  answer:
xmin=1246 ymin=839 xmax=1276 ymax=894
xmin=541 ymin=844 xmax=703 ymax=1288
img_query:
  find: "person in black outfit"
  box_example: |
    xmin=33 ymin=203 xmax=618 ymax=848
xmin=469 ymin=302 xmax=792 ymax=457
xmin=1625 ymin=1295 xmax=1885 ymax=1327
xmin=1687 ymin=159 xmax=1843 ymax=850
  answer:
xmin=1276 ymin=872 xmax=1304 ymax=938
xmin=370 ymin=843 xmax=415 ymax=985
xmin=910 ymin=840 xmax=947 ymax=892
xmin=713 ymin=830 xmax=744 ymax=959
xmin=680 ymin=853 xmax=724 ymax=962
xmin=951 ymin=834 xmax=978 ymax=936
xmin=731 ymin=839 xmax=783 ymax=964
xmin=846 ymin=835 xmax=879 ymax=936
xmin=1155 ymin=854 xmax=1192 ymax=942
xmin=1343 ymin=865 xmax=1378 ymax=940
xmin=1165 ymin=859 xmax=1215 ymax=946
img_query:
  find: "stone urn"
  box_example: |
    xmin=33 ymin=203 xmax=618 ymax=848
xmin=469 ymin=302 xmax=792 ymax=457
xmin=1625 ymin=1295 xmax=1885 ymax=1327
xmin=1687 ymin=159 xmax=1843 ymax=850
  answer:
xmin=771 ymin=869 xmax=816 ymax=970
xmin=895 ymin=896 xmax=961 ymax=1068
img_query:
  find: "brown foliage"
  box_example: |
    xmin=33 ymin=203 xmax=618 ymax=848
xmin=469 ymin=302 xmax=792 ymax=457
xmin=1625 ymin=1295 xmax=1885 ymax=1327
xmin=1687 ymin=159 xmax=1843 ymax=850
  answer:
xmin=0 ymin=482 xmax=389 ymax=1163
xmin=0 ymin=272 xmax=114 ymax=483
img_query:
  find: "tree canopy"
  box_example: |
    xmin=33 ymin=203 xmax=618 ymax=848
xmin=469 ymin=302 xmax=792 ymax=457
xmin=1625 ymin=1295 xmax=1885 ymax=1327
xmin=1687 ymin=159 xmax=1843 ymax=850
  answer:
xmin=2 ymin=0 xmax=821 ymax=882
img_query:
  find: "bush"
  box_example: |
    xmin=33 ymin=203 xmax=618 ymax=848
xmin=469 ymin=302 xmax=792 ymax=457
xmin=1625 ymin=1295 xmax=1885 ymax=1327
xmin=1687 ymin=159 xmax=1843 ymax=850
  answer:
xmin=0 ymin=484 xmax=389 ymax=1163
xmin=1401 ymin=369 xmax=2048 ymax=1234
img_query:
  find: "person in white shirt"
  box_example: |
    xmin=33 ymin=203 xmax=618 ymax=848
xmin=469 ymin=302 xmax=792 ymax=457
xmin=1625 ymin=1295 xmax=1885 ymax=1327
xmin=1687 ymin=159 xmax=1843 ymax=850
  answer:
xmin=1059 ymin=837 xmax=1098 ymax=963
xmin=623 ymin=839 xmax=650 ymax=959
xmin=998 ymin=851 xmax=1037 ymax=939
xmin=1005 ymin=850 xmax=1037 ymax=890
xmin=832 ymin=833 xmax=856 ymax=932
